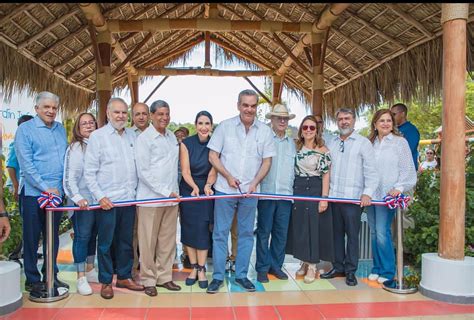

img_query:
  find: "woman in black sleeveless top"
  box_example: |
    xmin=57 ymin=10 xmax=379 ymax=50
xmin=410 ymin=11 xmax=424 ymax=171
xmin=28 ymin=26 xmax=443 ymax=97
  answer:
xmin=179 ymin=111 xmax=216 ymax=289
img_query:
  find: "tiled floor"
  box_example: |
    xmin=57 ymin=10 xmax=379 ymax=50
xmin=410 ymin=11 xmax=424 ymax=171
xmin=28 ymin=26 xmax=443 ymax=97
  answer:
xmin=2 ymin=231 xmax=473 ymax=319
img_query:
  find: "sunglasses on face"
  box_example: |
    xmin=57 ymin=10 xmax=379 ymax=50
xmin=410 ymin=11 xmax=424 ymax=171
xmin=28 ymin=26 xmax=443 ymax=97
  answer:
xmin=302 ymin=125 xmax=316 ymax=131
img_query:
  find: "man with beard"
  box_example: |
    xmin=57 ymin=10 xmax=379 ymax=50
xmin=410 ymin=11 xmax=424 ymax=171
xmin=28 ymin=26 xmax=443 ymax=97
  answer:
xmin=320 ymin=108 xmax=378 ymax=286
xmin=206 ymin=89 xmax=275 ymax=293
xmin=84 ymin=97 xmax=144 ymax=299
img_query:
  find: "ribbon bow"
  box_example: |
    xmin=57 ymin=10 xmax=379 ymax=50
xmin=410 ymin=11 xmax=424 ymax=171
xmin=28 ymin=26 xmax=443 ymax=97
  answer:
xmin=383 ymin=194 xmax=410 ymax=210
xmin=38 ymin=192 xmax=62 ymax=209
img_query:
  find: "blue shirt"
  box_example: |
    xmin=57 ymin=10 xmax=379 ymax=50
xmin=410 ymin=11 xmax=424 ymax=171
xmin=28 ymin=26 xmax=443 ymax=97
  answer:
xmin=398 ymin=121 xmax=420 ymax=171
xmin=260 ymin=130 xmax=296 ymax=196
xmin=6 ymin=141 xmax=20 ymax=187
xmin=15 ymin=115 xmax=68 ymax=197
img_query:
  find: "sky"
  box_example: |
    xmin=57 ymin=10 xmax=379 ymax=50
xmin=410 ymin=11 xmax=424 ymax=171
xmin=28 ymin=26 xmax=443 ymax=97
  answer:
xmin=116 ymin=42 xmax=368 ymax=131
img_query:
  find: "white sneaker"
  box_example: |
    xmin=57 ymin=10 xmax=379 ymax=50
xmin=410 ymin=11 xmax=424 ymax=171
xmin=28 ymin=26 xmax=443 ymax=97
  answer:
xmin=85 ymin=268 xmax=99 ymax=283
xmin=377 ymin=276 xmax=389 ymax=284
xmin=77 ymin=276 xmax=92 ymax=295
xmin=368 ymin=273 xmax=379 ymax=281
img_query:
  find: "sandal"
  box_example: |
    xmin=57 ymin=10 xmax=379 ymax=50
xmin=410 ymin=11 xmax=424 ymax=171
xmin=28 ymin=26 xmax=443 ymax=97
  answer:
xmin=296 ymin=262 xmax=308 ymax=277
xmin=144 ymin=286 xmax=157 ymax=297
xmin=185 ymin=264 xmax=198 ymax=286
xmin=304 ymin=264 xmax=317 ymax=284
xmin=197 ymin=264 xmax=208 ymax=289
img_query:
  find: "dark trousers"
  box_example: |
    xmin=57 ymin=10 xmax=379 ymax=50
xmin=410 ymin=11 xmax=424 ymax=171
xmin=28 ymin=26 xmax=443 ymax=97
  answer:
xmin=20 ymin=189 xmax=62 ymax=284
xmin=256 ymin=200 xmax=292 ymax=273
xmin=332 ymin=203 xmax=362 ymax=274
xmin=96 ymin=206 xmax=135 ymax=284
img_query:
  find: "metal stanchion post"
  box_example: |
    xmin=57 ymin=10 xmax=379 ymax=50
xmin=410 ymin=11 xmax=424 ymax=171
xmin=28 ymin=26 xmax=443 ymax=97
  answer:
xmin=383 ymin=207 xmax=417 ymax=294
xmin=29 ymin=209 xmax=69 ymax=303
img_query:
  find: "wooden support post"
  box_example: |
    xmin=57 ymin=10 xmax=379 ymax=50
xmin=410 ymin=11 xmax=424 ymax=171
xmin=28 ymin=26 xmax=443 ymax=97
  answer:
xmin=243 ymin=77 xmax=272 ymax=105
xmin=311 ymin=33 xmax=324 ymax=116
xmin=96 ymin=30 xmax=112 ymax=127
xmin=128 ymin=73 xmax=139 ymax=106
xmin=438 ymin=3 xmax=469 ymax=260
xmin=204 ymin=31 xmax=211 ymax=68
xmin=272 ymin=75 xmax=283 ymax=105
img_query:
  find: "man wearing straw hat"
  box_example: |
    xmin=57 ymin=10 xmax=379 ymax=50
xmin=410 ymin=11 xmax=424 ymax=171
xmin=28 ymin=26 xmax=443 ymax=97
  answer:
xmin=206 ymin=89 xmax=276 ymax=293
xmin=255 ymin=104 xmax=296 ymax=283
xmin=84 ymin=97 xmax=144 ymax=299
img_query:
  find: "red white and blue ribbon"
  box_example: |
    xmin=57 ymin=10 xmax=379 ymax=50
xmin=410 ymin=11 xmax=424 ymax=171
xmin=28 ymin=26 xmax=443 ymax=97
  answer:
xmin=383 ymin=194 xmax=411 ymax=210
xmin=45 ymin=192 xmax=410 ymax=212
xmin=37 ymin=191 xmax=63 ymax=209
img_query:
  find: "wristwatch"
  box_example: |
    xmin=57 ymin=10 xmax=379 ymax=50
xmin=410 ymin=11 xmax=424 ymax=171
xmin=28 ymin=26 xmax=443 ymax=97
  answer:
xmin=0 ymin=211 xmax=9 ymax=218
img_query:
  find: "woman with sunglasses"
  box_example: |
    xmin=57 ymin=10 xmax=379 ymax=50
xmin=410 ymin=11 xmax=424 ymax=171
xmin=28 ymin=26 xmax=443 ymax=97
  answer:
xmin=419 ymin=148 xmax=437 ymax=172
xmin=366 ymin=109 xmax=417 ymax=284
xmin=63 ymin=112 xmax=98 ymax=295
xmin=286 ymin=115 xmax=334 ymax=284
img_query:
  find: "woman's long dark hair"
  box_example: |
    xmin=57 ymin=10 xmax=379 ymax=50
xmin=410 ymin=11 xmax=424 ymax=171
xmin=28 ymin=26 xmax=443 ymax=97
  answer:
xmin=296 ymin=115 xmax=324 ymax=151
xmin=71 ymin=112 xmax=98 ymax=150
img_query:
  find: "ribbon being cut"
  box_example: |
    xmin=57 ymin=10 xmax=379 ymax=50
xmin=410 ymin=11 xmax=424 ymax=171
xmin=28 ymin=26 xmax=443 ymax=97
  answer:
xmin=38 ymin=191 xmax=411 ymax=212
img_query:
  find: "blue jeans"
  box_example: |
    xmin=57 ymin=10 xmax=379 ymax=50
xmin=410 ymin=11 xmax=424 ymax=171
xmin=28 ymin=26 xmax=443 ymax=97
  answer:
xmin=20 ymin=189 xmax=62 ymax=284
xmin=256 ymin=200 xmax=292 ymax=273
xmin=367 ymin=205 xmax=396 ymax=279
xmin=212 ymin=191 xmax=258 ymax=281
xmin=72 ymin=210 xmax=97 ymax=272
xmin=96 ymin=206 xmax=135 ymax=284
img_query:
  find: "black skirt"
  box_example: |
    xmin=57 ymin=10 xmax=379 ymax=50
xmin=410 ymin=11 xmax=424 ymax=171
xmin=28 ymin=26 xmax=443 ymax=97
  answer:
xmin=285 ymin=176 xmax=334 ymax=263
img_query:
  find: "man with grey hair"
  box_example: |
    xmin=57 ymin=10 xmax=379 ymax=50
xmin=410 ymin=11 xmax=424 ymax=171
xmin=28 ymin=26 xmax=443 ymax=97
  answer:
xmin=135 ymin=99 xmax=181 ymax=296
xmin=84 ymin=97 xmax=144 ymax=299
xmin=320 ymin=108 xmax=378 ymax=286
xmin=206 ymin=89 xmax=276 ymax=293
xmin=15 ymin=91 xmax=69 ymax=292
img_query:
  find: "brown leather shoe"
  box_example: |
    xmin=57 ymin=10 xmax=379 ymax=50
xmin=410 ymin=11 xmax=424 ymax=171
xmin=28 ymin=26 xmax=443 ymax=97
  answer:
xmin=101 ymin=284 xmax=114 ymax=299
xmin=156 ymin=281 xmax=181 ymax=291
xmin=116 ymin=278 xmax=145 ymax=291
xmin=144 ymin=286 xmax=158 ymax=297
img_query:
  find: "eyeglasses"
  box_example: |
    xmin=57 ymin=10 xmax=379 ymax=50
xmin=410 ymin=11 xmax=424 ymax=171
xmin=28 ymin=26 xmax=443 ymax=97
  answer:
xmin=302 ymin=125 xmax=316 ymax=131
xmin=276 ymin=117 xmax=289 ymax=122
xmin=80 ymin=121 xmax=96 ymax=126
xmin=426 ymin=152 xmax=434 ymax=155
xmin=339 ymin=140 xmax=345 ymax=153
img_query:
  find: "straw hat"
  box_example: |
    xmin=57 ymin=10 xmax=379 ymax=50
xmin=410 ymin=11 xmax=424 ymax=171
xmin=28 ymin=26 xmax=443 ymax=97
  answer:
xmin=265 ymin=104 xmax=296 ymax=120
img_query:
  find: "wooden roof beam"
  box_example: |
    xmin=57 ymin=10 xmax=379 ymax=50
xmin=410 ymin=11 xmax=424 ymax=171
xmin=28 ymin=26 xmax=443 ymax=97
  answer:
xmin=272 ymin=32 xmax=310 ymax=73
xmin=243 ymin=76 xmax=272 ymax=105
xmin=0 ymin=3 xmax=36 ymax=26
xmin=385 ymin=3 xmax=434 ymax=38
xmin=107 ymin=18 xmax=314 ymax=33
xmin=138 ymin=68 xmax=274 ymax=77
xmin=112 ymin=32 xmax=153 ymax=76
xmin=276 ymin=3 xmax=350 ymax=77
xmin=18 ymin=7 xmax=82 ymax=50
xmin=80 ymin=3 xmax=138 ymax=76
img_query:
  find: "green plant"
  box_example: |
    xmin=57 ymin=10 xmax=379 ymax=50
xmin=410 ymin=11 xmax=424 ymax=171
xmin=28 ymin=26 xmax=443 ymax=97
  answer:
xmin=404 ymin=153 xmax=474 ymax=267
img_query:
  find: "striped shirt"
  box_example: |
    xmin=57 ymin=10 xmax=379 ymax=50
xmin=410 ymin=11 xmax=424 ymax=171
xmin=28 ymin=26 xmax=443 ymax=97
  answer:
xmin=327 ymin=131 xmax=379 ymax=200
xmin=84 ymin=123 xmax=138 ymax=202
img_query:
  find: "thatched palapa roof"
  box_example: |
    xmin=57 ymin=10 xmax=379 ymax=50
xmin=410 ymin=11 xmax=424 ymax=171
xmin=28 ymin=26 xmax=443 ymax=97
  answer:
xmin=0 ymin=3 xmax=473 ymax=118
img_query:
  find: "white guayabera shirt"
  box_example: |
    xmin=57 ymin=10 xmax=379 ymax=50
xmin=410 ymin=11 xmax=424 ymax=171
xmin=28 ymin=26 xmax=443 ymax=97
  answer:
xmin=207 ymin=115 xmax=276 ymax=194
xmin=84 ymin=123 xmax=138 ymax=203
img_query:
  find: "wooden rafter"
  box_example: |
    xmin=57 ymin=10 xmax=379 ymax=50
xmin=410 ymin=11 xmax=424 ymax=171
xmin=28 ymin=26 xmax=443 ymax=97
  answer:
xmin=107 ymin=18 xmax=314 ymax=33
xmin=112 ymin=32 xmax=153 ymax=76
xmin=18 ymin=7 xmax=82 ymax=50
xmin=385 ymin=3 xmax=434 ymax=38
xmin=0 ymin=3 xmax=36 ymax=26
xmin=344 ymin=9 xmax=406 ymax=50
xmin=272 ymin=32 xmax=310 ymax=73
xmin=138 ymin=68 xmax=274 ymax=77
xmin=144 ymin=76 xmax=169 ymax=104
xmin=86 ymin=20 xmax=103 ymax=74
xmin=243 ymin=77 xmax=273 ymax=105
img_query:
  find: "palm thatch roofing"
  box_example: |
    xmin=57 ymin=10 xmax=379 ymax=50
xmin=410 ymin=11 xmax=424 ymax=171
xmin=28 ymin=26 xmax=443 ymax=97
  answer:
xmin=0 ymin=3 xmax=473 ymax=118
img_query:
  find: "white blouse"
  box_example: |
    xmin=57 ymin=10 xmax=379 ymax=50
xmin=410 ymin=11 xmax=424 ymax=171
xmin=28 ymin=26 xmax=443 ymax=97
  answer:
xmin=63 ymin=140 xmax=93 ymax=204
xmin=372 ymin=133 xmax=417 ymax=200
